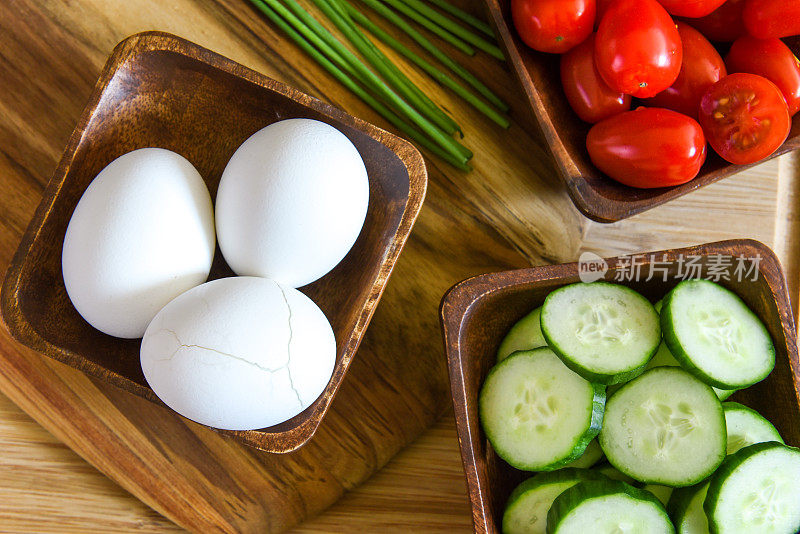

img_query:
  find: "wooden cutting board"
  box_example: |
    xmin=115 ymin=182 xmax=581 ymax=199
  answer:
xmin=0 ymin=0 xmax=797 ymax=532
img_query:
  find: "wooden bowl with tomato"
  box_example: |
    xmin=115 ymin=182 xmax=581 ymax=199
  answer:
xmin=483 ymin=0 xmax=800 ymax=222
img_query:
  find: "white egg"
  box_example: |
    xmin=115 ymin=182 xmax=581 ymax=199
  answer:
xmin=215 ymin=118 xmax=369 ymax=288
xmin=62 ymin=148 xmax=215 ymax=338
xmin=140 ymin=276 xmax=336 ymax=431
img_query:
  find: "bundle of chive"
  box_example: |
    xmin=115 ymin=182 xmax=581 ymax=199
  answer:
xmin=247 ymin=0 xmax=509 ymax=171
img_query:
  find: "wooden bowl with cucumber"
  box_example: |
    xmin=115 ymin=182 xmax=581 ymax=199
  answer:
xmin=440 ymin=239 xmax=800 ymax=533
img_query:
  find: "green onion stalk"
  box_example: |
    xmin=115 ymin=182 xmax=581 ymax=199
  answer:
xmin=248 ymin=0 xmax=472 ymax=169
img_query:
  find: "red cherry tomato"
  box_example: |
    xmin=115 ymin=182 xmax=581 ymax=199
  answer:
xmin=655 ymin=0 xmax=727 ymax=18
xmin=560 ymin=34 xmax=631 ymax=123
xmin=743 ymin=0 xmax=800 ymax=39
xmin=698 ymin=73 xmax=790 ymax=165
xmin=511 ymin=0 xmax=596 ymax=54
xmin=595 ymin=0 xmax=614 ymax=28
xmin=587 ymin=107 xmax=707 ymax=188
xmin=726 ymin=35 xmax=800 ymax=116
xmin=595 ymin=0 xmax=682 ymax=98
xmin=682 ymin=0 xmax=746 ymax=42
xmin=644 ymin=22 xmax=726 ymax=118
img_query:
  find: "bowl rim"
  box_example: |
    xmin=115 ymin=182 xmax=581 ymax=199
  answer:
xmin=0 ymin=31 xmax=428 ymax=453
xmin=440 ymin=238 xmax=800 ymax=533
xmin=481 ymin=0 xmax=800 ymax=223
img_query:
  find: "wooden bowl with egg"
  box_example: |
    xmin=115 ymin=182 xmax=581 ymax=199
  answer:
xmin=439 ymin=239 xmax=800 ymax=533
xmin=0 ymin=32 xmax=427 ymax=453
xmin=482 ymin=0 xmax=800 ymax=222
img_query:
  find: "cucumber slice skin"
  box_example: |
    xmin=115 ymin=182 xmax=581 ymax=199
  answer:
xmin=714 ymin=387 xmax=736 ymax=401
xmin=723 ymin=402 xmax=783 ymax=455
xmin=661 ymin=280 xmax=775 ymax=390
xmin=667 ymin=481 xmax=711 ymax=534
xmin=479 ymin=348 xmax=606 ymax=471
xmin=654 ymin=298 xmax=738 ymax=400
xmin=612 ymin=346 xmax=737 ymax=400
xmin=559 ymin=438 xmax=604 ymax=470
xmin=643 ymin=484 xmax=674 ymax=507
xmin=498 ymin=307 xmax=546 ymax=362
xmin=546 ymin=479 xmax=674 ymax=534
xmin=502 ymin=469 xmax=603 ymax=534
xmin=541 ymin=282 xmax=661 ymax=385
xmin=704 ymin=441 xmax=800 ymax=534
xmin=599 ymin=367 xmax=727 ymax=487
xmin=595 ymin=463 xmax=637 ymax=485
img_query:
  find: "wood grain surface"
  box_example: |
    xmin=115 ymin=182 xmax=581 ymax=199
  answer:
xmin=0 ymin=0 xmax=797 ymax=532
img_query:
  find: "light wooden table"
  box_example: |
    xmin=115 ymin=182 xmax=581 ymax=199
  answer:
xmin=1 ymin=0 xmax=798 ymax=532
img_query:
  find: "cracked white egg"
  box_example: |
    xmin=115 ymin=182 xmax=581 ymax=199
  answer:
xmin=215 ymin=118 xmax=369 ymax=288
xmin=62 ymin=147 xmax=215 ymax=338
xmin=140 ymin=276 xmax=336 ymax=431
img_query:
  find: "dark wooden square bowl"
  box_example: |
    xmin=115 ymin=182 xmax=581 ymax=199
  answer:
xmin=440 ymin=239 xmax=800 ymax=533
xmin=0 ymin=32 xmax=427 ymax=453
xmin=483 ymin=0 xmax=800 ymax=222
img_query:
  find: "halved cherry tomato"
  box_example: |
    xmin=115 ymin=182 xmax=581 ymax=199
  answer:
xmin=587 ymin=107 xmax=707 ymax=188
xmin=644 ymin=22 xmax=726 ymax=118
xmin=595 ymin=0 xmax=682 ymax=98
xmin=726 ymin=35 xmax=800 ymax=116
xmin=682 ymin=0 xmax=746 ymax=42
xmin=511 ymin=0 xmax=596 ymax=54
xmin=743 ymin=0 xmax=800 ymax=39
xmin=656 ymin=0 xmax=727 ymax=18
xmin=698 ymin=73 xmax=790 ymax=164
xmin=560 ymin=34 xmax=631 ymax=123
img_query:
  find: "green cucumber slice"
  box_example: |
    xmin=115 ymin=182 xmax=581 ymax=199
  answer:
xmin=479 ymin=348 xmax=605 ymax=471
xmin=643 ymin=484 xmax=674 ymax=507
xmin=667 ymin=481 xmax=711 ymax=534
xmin=650 ymin=300 xmax=737 ymax=400
xmin=502 ymin=469 xmax=601 ymax=534
xmin=498 ymin=306 xmax=546 ymax=361
xmin=541 ymin=282 xmax=660 ymax=385
xmin=546 ymin=479 xmax=673 ymax=533
xmin=723 ymin=402 xmax=783 ymax=455
xmin=705 ymin=441 xmax=800 ymax=534
xmin=559 ymin=438 xmax=604 ymax=470
xmin=661 ymin=279 xmax=775 ymax=390
xmin=649 ymin=339 xmax=681 ymax=369
xmin=643 ymin=346 xmax=737 ymax=400
xmin=714 ymin=388 xmax=737 ymax=401
xmin=595 ymin=463 xmax=637 ymax=485
xmin=599 ymin=367 xmax=726 ymax=486
xmin=602 ymin=302 xmax=677 ymax=398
